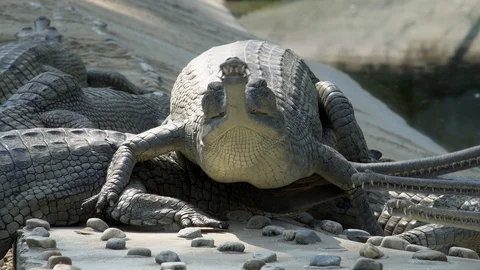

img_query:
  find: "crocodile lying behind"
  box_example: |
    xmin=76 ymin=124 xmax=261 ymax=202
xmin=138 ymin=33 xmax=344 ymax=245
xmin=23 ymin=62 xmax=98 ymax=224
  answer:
xmin=93 ymin=40 xmax=480 ymax=246
xmin=2 ymin=39 xmax=480 ymax=258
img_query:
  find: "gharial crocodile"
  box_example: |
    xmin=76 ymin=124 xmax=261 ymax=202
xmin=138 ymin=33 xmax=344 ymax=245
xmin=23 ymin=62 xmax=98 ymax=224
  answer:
xmin=2 ymin=40 xmax=480 ymax=259
xmin=90 ymin=40 xmax=480 ymax=249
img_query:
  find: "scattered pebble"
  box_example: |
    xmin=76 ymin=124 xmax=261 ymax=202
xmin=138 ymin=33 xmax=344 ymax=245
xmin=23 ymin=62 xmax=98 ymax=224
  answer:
xmin=127 ymin=247 xmax=152 ymax=257
xmin=25 ymin=218 xmax=50 ymax=230
xmin=25 ymin=236 xmax=56 ymax=248
xmin=262 ymin=225 xmax=285 ymax=236
xmin=343 ymin=229 xmax=371 ymax=242
xmin=86 ymin=218 xmax=109 ymax=232
xmin=177 ymin=227 xmax=202 ymax=239
xmin=352 ymin=258 xmax=383 ymax=270
xmin=106 ymin=238 xmax=126 ymax=250
xmin=217 ymin=241 xmax=245 ymax=252
xmin=412 ymin=250 xmax=448 ymax=262
xmin=359 ymin=243 xmax=384 ymax=259
xmin=243 ymin=258 xmax=266 ymax=270
xmin=47 ymin=256 xmax=72 ymax=268
xmin=227 ymin=210 xmax=253 ymax=222
xmin=448 ymin=247 xmax=480 ymax=259
xmin=101 ymin=228 xmax=126 ymax=241
xmin=294 ymin=230 xmax=321 ymax=245
xmin=309 ymin=255 xmax=341 ymax=267
xmin=31 ymin=227 xmax=50 ymax=237
xmin=155 ymin=250 xmax=181 ymax=264
xmin=318 ymin=220 xmax=343 ymax=235
xmin=380 ymin=236 xmax=409 ymax=250
xmin=160 ymin=262 xmax=186 ymax=270
xmin=405 ymin=244 xmax=430 ymax=252
xmin=39 ymin=250 xmax=62 ymax=260
xmin=282 ymin=230 xmax=296 ymax=241
xmin=246 ymin=215 xmax=272 ymax=229
xmin=260 ymin=266 xmax=285 ymax=270
xmin=52 ymin=265 xmax=81 ymax=270
xmin=253 ymin=251 xmax=277 ymax=262
xmin=191 ymin=237 xmax=215 ymax=247
xmin=366 ymin=236 xmax=384 ymax=246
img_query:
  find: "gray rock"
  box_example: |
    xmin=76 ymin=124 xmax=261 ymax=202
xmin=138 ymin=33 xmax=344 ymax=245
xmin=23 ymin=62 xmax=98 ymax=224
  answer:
xmin=366 ymin=236 xmax=384 ymax=246
xmin=160 ymin=262 xmax=186 ymax=270
xmin=177 ymin=227 xmax=202 ymax=239
xmin=253 ymin=251 xmax=277 ymax=262
xmin=260 ymin=266 xmax=285 ymax=270
xmin=405 ymin=244 xmax=430 ymax=252
xmin=246 ymin=215 xmax=272 ymax=229
xmin=282 ymin=230 xmax=296 ymax=241
xmin=26 ymin=218 xmax=50 ymax=230
xmin=31 ymin=227 xmax=50 ymax=237
xmin=343 ymin=229 xmax=371 ymax=242
xmin=217 ymin=241 xmax=245 ymax=252
xmin=191 ymin=237 xmax=215 ymax=247
xmin=262 ymin=225 xmax=285 ymax=236
xmin=294 ymin=230 xmax=321 ymax=245
xmin=243 ymin=259 xmax=266 ymax=270
xmin=412 ymin=250 xmax=448 ymax=262
xmin=39 ymin=250 xmax=62 ymax=260
xmin=101 ymin=228 xmax=126 ymax=241
xmin=448 ymin=246 xmax=480 ymax=259
xmin=309 ymin=255 xmax=341 ymax=267
xmin=227 ymin=210 xmax=253 ymax=222
xmin=47 ymin=256 xmax=72 ymax=269
xmin=352 ymin=258 xmax=383 ymax=270
xmin=52 ymin=265 xmax=81 ymax=270
xmin=25 ymin=236 xmax=56 ymax=248
xmin=380 ymin=236 xmax=410 ymax=250
xmin=318 ymin=220 xmax=343 ymax=235
xmin=106 ymin=238 xmax=126 ymax=250
xmin=155 ymin=250 xmax=181 ymax=264
xmin=86 ymin=218 xmax=109 ymax=232
xmin=127 ymin=247 xmax=152 ymax=257
xmin=359 ymin=243 xmax=384 ymax=259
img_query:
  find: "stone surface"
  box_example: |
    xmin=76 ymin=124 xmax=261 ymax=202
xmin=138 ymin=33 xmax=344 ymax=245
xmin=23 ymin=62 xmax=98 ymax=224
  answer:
xmin=243 ymin=258 xmax=266 ymax=270
xmin=227 ymin=210 xmax=253 ymax=222
xmin=39 ymin=250 xmax=62 ymax=260
xmin=217 ymin=241 xmax=245 ymax=252
xmin=86 ymin=218 xmax=109 ymax=232
xmin=448 ymin=247 xmax=480 ymax=259
xmin=31 ymin=227 xmax=50 ymax=237
xmin=25 ymin=236 xmax=56 ymax=249
xmin=261 ymin=225 xmax=285 ymax=236
xmin=25 ymin=218 xmax=50 ymax=230
xmin=309 ymin=255 xmax=341 ymax=267
xmin=282 ymin=230 xmax=296 ymax=241
xmin=412 ymin=250 xmax=448 ymax=262
xmin=246 ymin=216 xmax=272 ymax=229
xmin=191 ymin=237 xmax=215 ymax=247
xmin=318 ymin=220 xmax=343 ymax=235
xmin=177 ymin=227 xmax=202 ymax=239
xmin=359 ymin=243 xmax=384 ymax=259
xmin=106 ymin=238 xmax=126 ymax=250
xmin=127 ymin=247 xmax=152 ymax=257
xmin=253 ymin=251 xmax=277 ymax=263
xmin=160 ymin=262 xmax=186 ymax=270
xmin=53 ymin=265 xmax=81 ymax=270
xmin=47 ymin=256 xmax=72 ymax=268
xmin=366 ymin=236 xmax=384 ymax=246
xmin=260 ymin=266 xmax=285 ymax=270
xmin=155 ymin=250 xmax=181 ymax=264
xmin=380 ymin=236 xmax=410 ymax=250
xmin=405 ymin=244 xmax=430 ymax=252
xmin=294 ymin=230 xmax=321 ymax=245
xmin=352 ymin=258 xmax=383 ymax=270
xmin=343 ymin=229 xmax=371 ymax=242
xmin=101 ymin=228 xmax=126 ymax=241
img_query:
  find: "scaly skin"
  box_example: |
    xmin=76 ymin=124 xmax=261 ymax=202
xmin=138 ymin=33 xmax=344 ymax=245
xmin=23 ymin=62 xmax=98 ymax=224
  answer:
xmin=92 ymin=40 xmax=480 ymax=246
xmin=0 ymin=72 xmax=169 ymax=133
